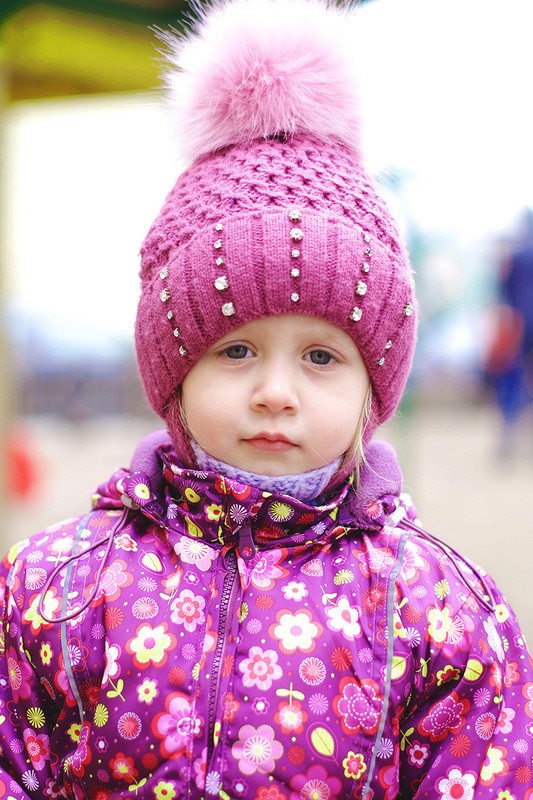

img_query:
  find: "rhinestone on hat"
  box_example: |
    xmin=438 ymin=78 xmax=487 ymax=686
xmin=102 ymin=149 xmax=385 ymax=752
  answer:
xmin=291 ymin=249 xmax=300 ymax=259
xmin=160 ymin=288 xmax=170 ymax=302
xmin=222 ymin=302 xmax=235 ymax=317
xmin=179 ymin=346 xmax=187 ymax=357
xmin=173 ymin=328 xmax=180 ymax=338
xmin=364 ymin=247 xmax=373 ymax=258
xmin=216 ymin=256 xmax=224 ymax=267
xmin=404 ymin=302 xmax=414 ymax=317
xmin=288 ymin=208 xmax=302 ymax=222
xmin=350 ymin=307 xmax=363 ymax=322
xmin=362 ymin=262 xmax=370 ymax=273
xmin=291 ymin=292 xmax=300 ymax=303
xmin=215 ymin=222 xmax=223 ymax=232
xmin=167 ymin=310 xmax=173 ymax=320
xmin=355 ymin=281 xmax=367 ymax=297
xmin=290 ymin=227 xmax=303 ymax=242
xmin=385 ymin=339 xmax=393 ymax=350
xmin=377 ymin=357 xmax=385 ymax=367
xmin=363 ymin=233 xmax=371 ymax=243
xmin=159 ymin=267 xmax=169 ymax=280
xmin=214 ymin=239 xmax=222 ymax=250
xmin=214 ymin=276 xmax=229 ymax=291
xmin=290 ymin=267 xmax=300 ymax=278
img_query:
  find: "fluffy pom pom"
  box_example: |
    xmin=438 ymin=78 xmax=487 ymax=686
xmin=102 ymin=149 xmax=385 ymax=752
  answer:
xmin=161 ymin=0 xmax=361 ymax=163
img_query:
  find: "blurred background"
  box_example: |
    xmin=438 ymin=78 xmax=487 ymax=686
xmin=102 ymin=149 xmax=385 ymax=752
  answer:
xmin=1 ymin=0 xmax=533 ymax=642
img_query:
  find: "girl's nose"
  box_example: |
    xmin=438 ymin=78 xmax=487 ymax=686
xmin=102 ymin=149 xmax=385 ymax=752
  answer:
xmin=251 ymin=367 xmax=299 ymax=414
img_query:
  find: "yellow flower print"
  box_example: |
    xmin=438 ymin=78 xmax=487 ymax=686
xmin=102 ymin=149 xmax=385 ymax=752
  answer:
xmin=154 ymin=780 xmax=177 ymax=800
xmin=138 ymin=678 xmax=158 ymax=704
xmin=67 ymin=722 xmax=82 ymax=742
xmin=480 ymin=744 xmax=508 ymax=784
xmin=494 ymin=604 xmax=510 ymax=624
xmin=269 ymin=501 xmax=293 ymax=522
xmin=434 ymin=579 xmax=450 ymax=600
xmin=94 ymin=703 xmax=109 ymax=727
xmin=26 ymin=707 xmax=46 ymax=728
xmin=206 ymin=503 xmax=224 ymax=521
xmin=126 ymin=623 xmax=177 ymax=668
xmin=427 ymin=606 xmax=454 ymax=644
xmin=40 ymin=641 xmax=53 ymax=666
xmin=342 ymin=750 xmax=367 ymax=780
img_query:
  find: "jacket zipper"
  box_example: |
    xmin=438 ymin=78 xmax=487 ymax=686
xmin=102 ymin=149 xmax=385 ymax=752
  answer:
xmin=205 ymin=544 xmax=240 ymax=772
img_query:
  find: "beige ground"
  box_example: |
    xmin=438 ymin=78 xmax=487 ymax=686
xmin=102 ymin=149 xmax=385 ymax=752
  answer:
xmin=4 ymin=402 xmax=533 ymax=644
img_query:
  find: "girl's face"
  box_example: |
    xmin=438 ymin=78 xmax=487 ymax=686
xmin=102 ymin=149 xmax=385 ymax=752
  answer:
xmin=181 ymin=315 xmax=370 ymax=476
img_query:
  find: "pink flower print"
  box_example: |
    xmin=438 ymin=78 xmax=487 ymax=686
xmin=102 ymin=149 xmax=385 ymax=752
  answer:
xmin=152 ymin=692 xmax=202 ymax=760
xmin=325 ymin=596 xmax=362 ymax=641
xmin=496 ymin=704 xmax=515 ymax=734
xmin=274 ymin=699 xmax=307 ymax=735
xmin=333 ymin=677 xmax=382 ymax=736
xmin=132 ymin=596 xmax=159 ymax=619
xmin=437 ymin=767 xmax=476 ymax=800
xmin=250 ymin=550 xmax=289 ymax=591
xmin=126 ymin=622 xmax=177 ymax=668
xmin=170 ymin=589 xmax=206 ymax=632
xmin=503 ymin=660 xmax=520 ymax=688
xmin=24 ymin=567 xmax=47 ymax=590
xmin=299 ymin=657 xmax=326 ymax=685
xmin=419 ymin=692 xmax=469 ymax=742
xmin=377 ymin=762 xmax=399 ymax=800
xmin=399 ymin=541 xmax=430 ymax=584
xmin=475 ymin=712 xmax=496 ymax=740
xmin=240 ymin=646 xmax=283 ymax=691
xmin=6 ymin=646 xmax=33 ymax=702
xmin=523 ymin=682 xmax=533 ymax=718
xmin=23 ymin=728 xmax=50 ymax=771
xmin=355 ymin=540 xmax=394 ymax=578
xmin=406 ymin=740 xmax=430 ymax=768
xmin=114 ymin=531 xmax=138 ymax=552
xmin=174 ymin=536 xmax=216 ymax=573
xmin=231 ymin=724 xmax=283 ymax=775
xmin=88 ymin=559 xmax=133 ymax=603
xmin=289 ymin=763 xmax=342 ymax=800
xmin=117 ymin=712 xmax=142 ymax=740
xmin=268 ymin=609 xmax=323 ymax=655
xmin=301 ymin=558 xmax=323 ymax=577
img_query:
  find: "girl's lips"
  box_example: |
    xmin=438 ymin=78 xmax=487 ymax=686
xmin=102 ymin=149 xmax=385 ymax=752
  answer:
xmin=245 ymin=436 xmax=295 ymax=452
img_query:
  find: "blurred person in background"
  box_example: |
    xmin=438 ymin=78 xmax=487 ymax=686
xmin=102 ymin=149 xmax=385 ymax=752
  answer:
xmin=486 ymin=210 xmax=533 ymax=456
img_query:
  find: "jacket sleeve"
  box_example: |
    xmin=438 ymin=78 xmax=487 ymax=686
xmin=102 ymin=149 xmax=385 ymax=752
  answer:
xmin=0 ymin=538 xmax=64 ymax=799
xmin=395 ymin=543 xmax=533 ymax=798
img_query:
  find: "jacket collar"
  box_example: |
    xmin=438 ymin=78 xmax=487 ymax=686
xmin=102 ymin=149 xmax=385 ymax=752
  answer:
xmin=93 ymin=430 xmax=404 ymax=549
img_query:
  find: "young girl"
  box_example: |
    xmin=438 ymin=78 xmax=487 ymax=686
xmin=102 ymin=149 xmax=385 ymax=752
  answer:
xmin=1 ymin=1 xmax=532 ymax=798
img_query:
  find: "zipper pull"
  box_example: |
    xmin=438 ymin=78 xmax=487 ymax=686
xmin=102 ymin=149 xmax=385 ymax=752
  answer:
xmin=238 ymin=525 xmax=257 ymax=561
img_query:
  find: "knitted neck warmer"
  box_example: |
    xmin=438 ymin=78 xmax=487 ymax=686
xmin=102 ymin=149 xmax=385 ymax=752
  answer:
xmin=190 ymin=441 xmax=342 ymax=503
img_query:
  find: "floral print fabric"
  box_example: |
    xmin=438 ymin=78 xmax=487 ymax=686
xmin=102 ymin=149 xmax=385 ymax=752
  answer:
xmin=0 ymin=436 xmax=532 ymax=799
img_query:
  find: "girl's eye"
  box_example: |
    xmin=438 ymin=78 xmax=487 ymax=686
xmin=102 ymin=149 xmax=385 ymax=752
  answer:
xmin=221 ymin=344 xmax=251 ymax=359
xmin=307 ymin=349 xmax=335 ymax=366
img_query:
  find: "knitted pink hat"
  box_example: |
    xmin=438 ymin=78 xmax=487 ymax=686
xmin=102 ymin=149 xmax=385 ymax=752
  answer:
xmin=136 ymin=0 xmax=417 ymax=457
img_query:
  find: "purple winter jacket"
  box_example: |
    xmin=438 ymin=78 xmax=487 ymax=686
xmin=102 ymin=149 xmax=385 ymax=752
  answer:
xmin=0 ymin=432 xmax=532 ymax=799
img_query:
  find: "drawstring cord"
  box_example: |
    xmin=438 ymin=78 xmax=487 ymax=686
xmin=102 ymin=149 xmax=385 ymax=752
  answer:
xmin=397 ymin=516 xmax=497 ymax=613
xmin=38 ymin=507 xmax=130 ymax=624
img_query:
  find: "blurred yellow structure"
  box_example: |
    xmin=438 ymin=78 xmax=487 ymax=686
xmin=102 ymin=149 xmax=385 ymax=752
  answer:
xmin=1 ymin=1 xmax=189 ymax=100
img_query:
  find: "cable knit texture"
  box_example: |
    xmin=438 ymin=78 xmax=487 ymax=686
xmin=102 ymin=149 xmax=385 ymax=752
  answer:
xmin=191 ymin=440 xmax=343 ymax=502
